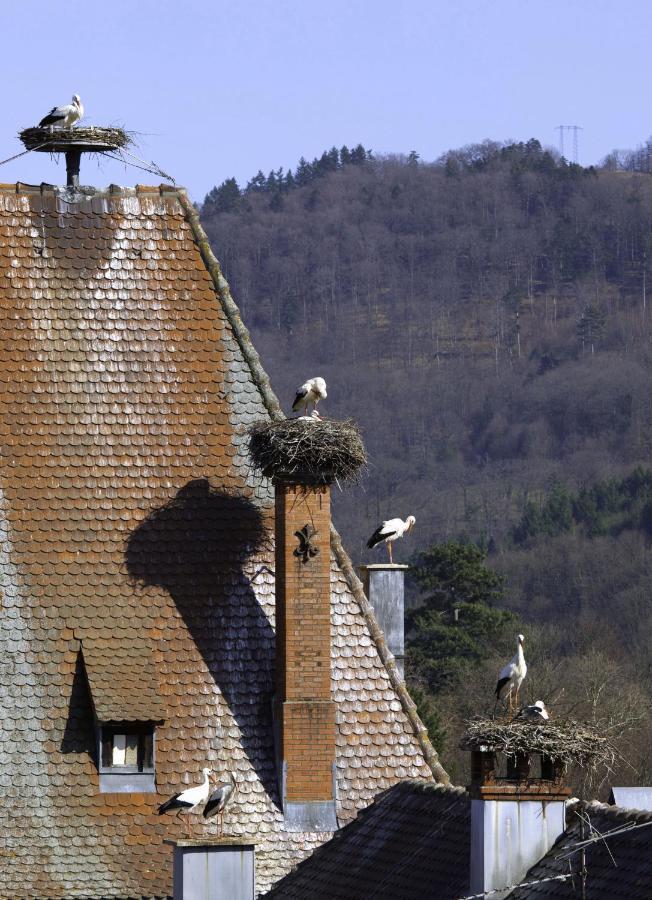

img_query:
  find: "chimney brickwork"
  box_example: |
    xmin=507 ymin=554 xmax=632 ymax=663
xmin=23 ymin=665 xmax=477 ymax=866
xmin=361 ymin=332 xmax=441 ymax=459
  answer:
xmin=274 ymin=479 xmax=336 ymax=807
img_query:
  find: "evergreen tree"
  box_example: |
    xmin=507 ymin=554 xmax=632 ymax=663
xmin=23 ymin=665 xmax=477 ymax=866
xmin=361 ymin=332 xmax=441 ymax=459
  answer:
xmin=202 ymin=178 xmax=241 ymax=214
xmin=246 ymin=170 xmax=267 ymax=193
xmin=576 ymin=304 xmax=607 ymax=352
xmin=295 ymin=157 xmax=313 ymax=186
xmin=406 ymin=542 xmax=516 ymax=695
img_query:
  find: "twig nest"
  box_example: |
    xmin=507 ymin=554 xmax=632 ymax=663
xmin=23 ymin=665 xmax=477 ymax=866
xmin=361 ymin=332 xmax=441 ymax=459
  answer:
xmin=460 ymin=717 xmax=615 ymax=768
xmin=248 ymin=417 xmax=367 ymax=484
xmin=19 ymin=126 xmax=131 ymax=153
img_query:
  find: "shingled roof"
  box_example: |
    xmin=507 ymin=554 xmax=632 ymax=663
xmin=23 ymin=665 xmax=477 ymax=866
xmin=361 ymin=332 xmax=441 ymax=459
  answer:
xmin=510 ymin=800 xmax=652 ymax=899
xmin=0 ymin=183 xmax=444 ymax=899
xmin=264 ymin=781 xmax=471 ymax=900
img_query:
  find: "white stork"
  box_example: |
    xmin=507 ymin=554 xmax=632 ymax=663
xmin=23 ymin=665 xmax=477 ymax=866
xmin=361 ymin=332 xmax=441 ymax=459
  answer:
xmin=292 ymin=377 xmax=327 ymax=416
xmin=494 ymin=634 xmax=527 ymax=713
xmin=38 ymin=95 xmax=84 ymax=129
xmin=515 ymin=700 xmax=549 ymax=723
xmin=366 ymin=516 xmax=416 ymax=564
xmin=158 ymin=767 xmax=212 ymax=835
xmin=203 ymin=770 xmax=237 ymax=833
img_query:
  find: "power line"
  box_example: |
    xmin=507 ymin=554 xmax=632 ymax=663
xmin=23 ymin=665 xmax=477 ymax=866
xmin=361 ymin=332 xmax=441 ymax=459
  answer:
xmin=555 ymin=125 xmax=583 ymax=163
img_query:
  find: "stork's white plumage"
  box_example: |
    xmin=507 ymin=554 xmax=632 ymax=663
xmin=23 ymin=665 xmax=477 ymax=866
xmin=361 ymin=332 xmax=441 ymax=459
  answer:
xmin=515 ymin=700 xmax=549 ymax=722
xmin=366 ymin=516 xmax=416 ymax=564
xmin=38 ymin=94 xmax=84 ymax=129
xmin=158 ymin=767 xmax=212 ymax=834
xmin=495 ymin=634 xmax=527 ymax=712
xmin=292 ymin=377 xmax=327 ymax=415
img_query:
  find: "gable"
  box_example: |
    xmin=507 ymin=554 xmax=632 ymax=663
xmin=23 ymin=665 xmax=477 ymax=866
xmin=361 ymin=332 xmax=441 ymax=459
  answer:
xmin=0 ymin=183 xmax=438 ymax=898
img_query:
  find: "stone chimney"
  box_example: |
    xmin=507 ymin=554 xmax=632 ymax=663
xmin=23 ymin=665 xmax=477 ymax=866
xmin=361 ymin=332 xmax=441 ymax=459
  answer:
xmin=274 ymin=475 xmax=337 ymax=831
xmin=468 ymin=749 xmax=571 ymax=899
xmin=359 ymin=564 xmax=407 ymax=677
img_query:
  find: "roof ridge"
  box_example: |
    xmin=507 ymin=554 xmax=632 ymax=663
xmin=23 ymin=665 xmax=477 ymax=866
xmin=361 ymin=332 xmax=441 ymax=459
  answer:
xmin=177 ymin=190 xmax=449 ymax=785
xmin=583 ymin=799 xmax=652 ymax=823
xmin=0 ymin=182 xmax=179 ymax=197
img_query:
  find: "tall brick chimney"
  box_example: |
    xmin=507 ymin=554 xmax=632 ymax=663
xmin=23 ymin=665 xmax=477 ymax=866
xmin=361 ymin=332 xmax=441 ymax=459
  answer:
xmin=274 ymin=475 xmax=338 ymax=831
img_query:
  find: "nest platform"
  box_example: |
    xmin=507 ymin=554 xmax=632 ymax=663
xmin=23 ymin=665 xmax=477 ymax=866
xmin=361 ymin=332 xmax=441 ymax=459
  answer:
xmin=248 ymin=417 xmax=367 ymax=484
xmin=19 ymin=126 xmax=131 ymax=154
xmin=461 ymin=716 xmax=615 ymax=768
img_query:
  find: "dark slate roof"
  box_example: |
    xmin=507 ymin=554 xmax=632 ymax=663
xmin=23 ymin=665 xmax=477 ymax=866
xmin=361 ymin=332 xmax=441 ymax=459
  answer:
xmin=0 ymin=182 xmax=442 ymax=899
xmin=264 ymin=781 xmax=471 ymax=900
xmin=509 ymin=801 xmax=652 ymax=899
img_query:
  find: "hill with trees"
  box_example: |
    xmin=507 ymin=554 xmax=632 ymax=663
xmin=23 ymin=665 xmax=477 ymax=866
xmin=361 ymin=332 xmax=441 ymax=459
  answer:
xmin=200 ymin=140 xmax=652 ymax=788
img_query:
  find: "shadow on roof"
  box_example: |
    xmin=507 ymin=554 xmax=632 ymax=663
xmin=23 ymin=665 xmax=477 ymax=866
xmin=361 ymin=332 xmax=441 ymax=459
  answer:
xmin=60 ymin=650 xmax=96 ymax=757
xmin=125 ymin=479 xmax=279 ymax=803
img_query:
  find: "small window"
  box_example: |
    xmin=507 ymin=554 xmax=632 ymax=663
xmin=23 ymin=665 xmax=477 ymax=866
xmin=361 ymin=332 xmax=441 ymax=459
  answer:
xmin=97 ymin=724 xmax=156 ymax=793
xmin=101 ymin=727 xmax=154 ymax=771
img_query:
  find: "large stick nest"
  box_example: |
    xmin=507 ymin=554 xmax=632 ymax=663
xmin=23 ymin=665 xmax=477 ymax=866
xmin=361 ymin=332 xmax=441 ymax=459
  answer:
xmin=460 ymin=717 xmax=617 ymax=769
xmin=248 ymin=417 xmax=367 ymax=483
xmin=19 ymin=126 xmax=131 ymax=152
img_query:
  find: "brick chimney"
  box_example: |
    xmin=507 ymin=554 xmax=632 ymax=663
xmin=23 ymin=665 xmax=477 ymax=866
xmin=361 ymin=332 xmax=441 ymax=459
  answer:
xmin=274 ymin=475 xmax=337 ymax=831
xmin=468 ymin=749 xmax=571 ymax=898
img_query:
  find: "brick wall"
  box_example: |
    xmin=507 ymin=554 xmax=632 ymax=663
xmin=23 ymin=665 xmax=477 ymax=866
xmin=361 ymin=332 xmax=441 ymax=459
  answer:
xmin=275 ymin=480 xmax=335 ymax=802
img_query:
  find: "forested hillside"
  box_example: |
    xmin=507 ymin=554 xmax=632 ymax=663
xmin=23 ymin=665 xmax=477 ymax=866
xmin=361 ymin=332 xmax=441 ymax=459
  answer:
xmin=201 ymin=141 xmax=652 ymax=787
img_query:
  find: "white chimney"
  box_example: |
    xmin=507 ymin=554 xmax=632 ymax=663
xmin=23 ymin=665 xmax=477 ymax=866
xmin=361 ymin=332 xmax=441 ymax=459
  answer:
xmin=468 ymin=751 xmax=570 ymax=898
xmin=359 ymin=564 xmax=407 ymax=676
xmin=168 ymin=839 xmax=255 ymax=900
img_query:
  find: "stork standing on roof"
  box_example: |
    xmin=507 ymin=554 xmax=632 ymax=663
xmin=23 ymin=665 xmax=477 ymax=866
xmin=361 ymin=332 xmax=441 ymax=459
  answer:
xmin=494 ymin=634 xmax=527 ymax=714
xmin=292 ymin=377 xmax=327 ymax=416
xmin=203 ymin=770 xmax=237 ymax=833
xmin=38 ymin=95 xmax=84 ymax=129
xmin=366 ymin=516 xmax=416 ymax=564
xmin=158 ymin=767 xmax=212 ymax=836
xmin=515 ymin=700 xmax=549 ymax=722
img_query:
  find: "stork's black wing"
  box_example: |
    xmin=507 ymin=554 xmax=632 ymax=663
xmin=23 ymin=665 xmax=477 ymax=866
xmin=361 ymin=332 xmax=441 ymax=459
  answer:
xmin=158 ymin=793 xmax=193 ymax=815
xmin=39 ymin=107 xmax=65 ymax=127
xmin=292 ymin=389 xmax=308 ymax=411
xmin=203 ymin=785 xmax=230 ymax=818
xmin=495 ymin=676 xmax=511 ymax=699
xmin=367 ymin=526 xmax=397 ymax=549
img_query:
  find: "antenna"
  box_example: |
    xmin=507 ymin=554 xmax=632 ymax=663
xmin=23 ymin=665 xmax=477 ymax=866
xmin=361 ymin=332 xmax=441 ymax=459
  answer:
xmin=555 ymin=125 xmax=583 ymax=164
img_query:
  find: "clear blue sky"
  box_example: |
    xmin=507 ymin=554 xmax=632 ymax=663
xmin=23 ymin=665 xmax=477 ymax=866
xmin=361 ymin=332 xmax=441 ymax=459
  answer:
xmin=1 ymin=0 xmax=650 ymax=201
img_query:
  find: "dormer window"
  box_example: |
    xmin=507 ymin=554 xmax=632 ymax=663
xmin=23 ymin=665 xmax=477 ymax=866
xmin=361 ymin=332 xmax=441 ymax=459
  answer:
xmin=79 ymin=638 xmax=165 ymax=794
xmin=98 ymin=724 xmax=156 ymax=793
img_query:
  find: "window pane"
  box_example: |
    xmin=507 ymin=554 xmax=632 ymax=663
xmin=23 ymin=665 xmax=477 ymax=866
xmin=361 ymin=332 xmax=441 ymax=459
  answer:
xmin=124 ymin=733 xmax=138 ymax=766
xmin=112 ymin=733 xmax=127 ymax=766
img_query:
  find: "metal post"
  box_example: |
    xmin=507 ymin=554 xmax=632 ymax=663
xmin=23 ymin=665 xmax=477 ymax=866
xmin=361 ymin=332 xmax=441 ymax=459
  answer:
xmin=65 ymin=149 xmax=81 ymax=188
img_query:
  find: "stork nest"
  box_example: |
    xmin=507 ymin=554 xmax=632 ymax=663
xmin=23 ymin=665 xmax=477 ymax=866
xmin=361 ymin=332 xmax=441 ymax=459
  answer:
xmin=460 ymin=717 xmax=617 ymax=769
xmin=19 ymin=126 xmax=131 ymax=152
xmin=248 ymin=417 xmax=367 ymax=484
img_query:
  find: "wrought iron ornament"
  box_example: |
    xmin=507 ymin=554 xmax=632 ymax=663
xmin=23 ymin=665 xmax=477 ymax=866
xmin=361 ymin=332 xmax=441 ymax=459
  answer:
xmin=294 ymin=524 xmax=320 ymax=563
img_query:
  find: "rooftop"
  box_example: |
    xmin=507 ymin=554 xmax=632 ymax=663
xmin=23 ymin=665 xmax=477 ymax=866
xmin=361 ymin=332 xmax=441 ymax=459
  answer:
xmin=0 ymin=182 xmax=440 ymax=898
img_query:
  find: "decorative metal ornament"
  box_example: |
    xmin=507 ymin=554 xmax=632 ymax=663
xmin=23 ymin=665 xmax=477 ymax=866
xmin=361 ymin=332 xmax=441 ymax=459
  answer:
xmin=294 ymin=524 xmax=319 ymax=563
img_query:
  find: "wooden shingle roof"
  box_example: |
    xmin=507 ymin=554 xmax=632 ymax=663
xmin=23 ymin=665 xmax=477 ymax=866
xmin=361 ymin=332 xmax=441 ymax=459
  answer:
xmin=0 ymin=183 xmax=442 ymax=899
